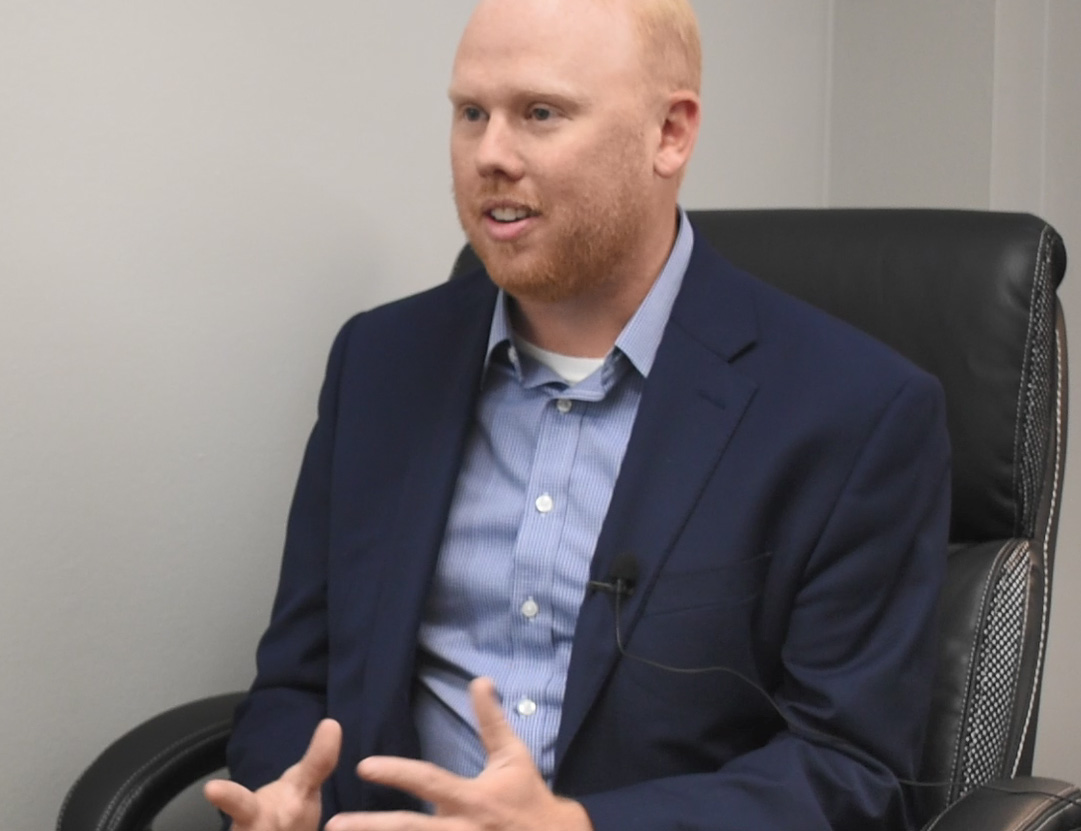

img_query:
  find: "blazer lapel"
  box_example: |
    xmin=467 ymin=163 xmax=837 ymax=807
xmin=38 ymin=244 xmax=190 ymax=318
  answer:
xmin=555 ymin=241 xmax=761 ymax=768
xmin=385 ymin=277 xmax=497 ymax=574
xmin=358 ymin=274 xmax=498 ymax=738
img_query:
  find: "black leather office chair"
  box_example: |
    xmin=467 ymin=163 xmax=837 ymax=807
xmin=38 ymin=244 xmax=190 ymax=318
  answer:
xmin=58 ymin=209 xmax=1076 ymax=831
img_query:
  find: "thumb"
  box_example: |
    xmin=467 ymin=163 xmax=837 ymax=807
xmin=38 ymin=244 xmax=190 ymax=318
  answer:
xmin=204 ymin=779 xmax=258 ymax=826
xmin=470 ymin=677 xmax=519 ymax=758
xmin=286 ymin=718 xmax=342 ymax=792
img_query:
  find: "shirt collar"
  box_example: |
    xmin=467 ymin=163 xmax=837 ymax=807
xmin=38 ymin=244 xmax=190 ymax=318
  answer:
xmin=613 ymin=207 xmax=694 ymax=377
xmin=483 ymin=207 xmax=695 ymax=380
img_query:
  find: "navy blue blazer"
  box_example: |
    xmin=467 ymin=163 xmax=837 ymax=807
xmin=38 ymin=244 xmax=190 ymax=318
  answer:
xmin=228 ymin=232 xmax=950 ymax=831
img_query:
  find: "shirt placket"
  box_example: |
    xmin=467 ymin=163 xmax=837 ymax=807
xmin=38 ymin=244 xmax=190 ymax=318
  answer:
xmin=505 ymin=388 xmax=585 ymax=776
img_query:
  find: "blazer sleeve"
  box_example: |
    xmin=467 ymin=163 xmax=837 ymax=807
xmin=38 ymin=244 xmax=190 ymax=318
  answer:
xmin=225 ymin=317 xmax=356 ymax=813
xmin=577 ymin=373 xmax=951 ymax=831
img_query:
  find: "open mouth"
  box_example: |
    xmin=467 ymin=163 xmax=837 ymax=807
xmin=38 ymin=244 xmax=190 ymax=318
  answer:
xmin=487 ymin=206 xmax=538 ymax=224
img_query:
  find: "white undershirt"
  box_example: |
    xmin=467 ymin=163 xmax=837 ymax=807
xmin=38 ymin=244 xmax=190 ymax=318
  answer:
xmin=513 ymin=337 xmax=606 ymax=385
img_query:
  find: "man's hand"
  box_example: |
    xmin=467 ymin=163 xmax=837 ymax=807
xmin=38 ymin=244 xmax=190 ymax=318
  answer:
xmin=325 ymin=678 xmax=592 ymax=831
xmin=205 ymin=718 xmax=341 ymax=831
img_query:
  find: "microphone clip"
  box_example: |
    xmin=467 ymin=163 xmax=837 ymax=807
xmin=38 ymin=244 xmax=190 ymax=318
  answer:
xmin=587 ymin=577 xmax=635 ymax=597
xmin=588 ymin=553 xmax=639 ymax=598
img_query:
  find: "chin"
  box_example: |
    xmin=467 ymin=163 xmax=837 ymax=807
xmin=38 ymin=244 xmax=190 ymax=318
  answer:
xmin=480 ymin=256 xmax=569 ymax=303
xmin=462 ymin=222 xmax=596 ymax=303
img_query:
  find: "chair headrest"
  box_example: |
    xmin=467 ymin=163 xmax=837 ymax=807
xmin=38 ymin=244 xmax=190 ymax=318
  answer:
xmin=452 ymin=209 xmax=1068 ymax=543
xmin=689 ymin=209 xmax=1066 ymax=544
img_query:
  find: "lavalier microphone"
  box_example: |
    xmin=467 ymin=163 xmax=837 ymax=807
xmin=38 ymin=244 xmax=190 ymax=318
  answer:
xmin=597 ymin=554 xmax=1081 ymax=814
xmin=587 ymin=552 xmax=639 ymax=597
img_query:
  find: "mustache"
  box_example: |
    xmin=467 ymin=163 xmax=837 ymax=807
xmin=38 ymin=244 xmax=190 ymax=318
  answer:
xmin=469 ymin=188 xmax=543 ymax=213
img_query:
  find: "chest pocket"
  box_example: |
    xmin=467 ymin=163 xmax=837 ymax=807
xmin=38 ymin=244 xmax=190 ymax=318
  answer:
xmin=621 ymin=551 xmax=771 ymax=680
xmin=642 ymin=551 xmax=771 ymax=617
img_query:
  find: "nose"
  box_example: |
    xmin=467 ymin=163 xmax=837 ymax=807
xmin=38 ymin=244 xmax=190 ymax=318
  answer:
xmin=475 ymin=115 xmax=525 ymax=180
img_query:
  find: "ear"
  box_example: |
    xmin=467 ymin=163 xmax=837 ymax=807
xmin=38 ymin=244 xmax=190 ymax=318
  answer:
xmin=653 ymin=92 xmax=701 ymax=179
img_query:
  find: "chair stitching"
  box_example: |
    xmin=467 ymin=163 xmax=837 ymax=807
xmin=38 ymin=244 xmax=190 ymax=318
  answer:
xmin=56 ymin=768 xmax=89 ymax=831
xmin=1010 ymin=233 xmax=1041 ymax=536
xmin=97 ymin=722 xmax=230 ymax=831
xmin=920 ymin=782 xmax=1079 ymax=831
xmin=1012 ymin=310 xmax=1065 ymax=777
xmin=947 ymin=539 xmax=1017 ymax=800
xmin=962 ymin=541 xmax=1031 ymax=792
xmin=94 ymin=717 xmax=232 ymax=831
xmin=1018 ymin=782 xmax=1080 ymax=831
xmin=1031 ymin=806 xmax=1076 ymax=831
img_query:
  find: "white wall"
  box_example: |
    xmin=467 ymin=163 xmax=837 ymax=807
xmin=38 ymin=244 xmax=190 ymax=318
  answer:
xmin=0 ymin=3 xmax=471 ymax=829
xmin=829 ymin=0 xmax=997 ymax=209
xmin=0 ymin=3 xmax=837 ymax=829
xmin=685 ymin=1 xmax=833 ymax=209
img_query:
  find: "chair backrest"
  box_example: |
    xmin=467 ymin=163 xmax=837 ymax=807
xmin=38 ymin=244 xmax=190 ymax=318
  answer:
xmin=452 ymin=208 xmax=1069 ymax=817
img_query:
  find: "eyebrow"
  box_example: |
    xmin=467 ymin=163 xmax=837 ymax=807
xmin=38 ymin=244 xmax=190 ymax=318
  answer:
xmin=448 ymin=85 xmax=591 ymax=111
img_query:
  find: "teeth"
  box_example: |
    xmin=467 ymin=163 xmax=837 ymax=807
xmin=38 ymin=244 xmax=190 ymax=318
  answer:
xmin=490 ymin=207 xmax=532 ymax=223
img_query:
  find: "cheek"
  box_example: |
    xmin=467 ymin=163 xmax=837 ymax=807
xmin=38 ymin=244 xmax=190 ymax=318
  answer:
xmin=531 ymin=150 xmax=604 ymax=204
xmin=449 ymin=150 xmax=467 ymax=183
xmin=558 ymin=162 xmax=636 ymax=212
xmin=450 ymin=157 xmax=474 ymax=211
xmin=450 ymin=136 xmax=476 ymax=181
xmin=574 ymin=134 xmax=648 ymax=189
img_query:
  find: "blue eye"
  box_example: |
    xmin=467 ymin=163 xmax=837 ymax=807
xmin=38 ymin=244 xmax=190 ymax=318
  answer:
xmin=462 ymin=106 xmax=485 ymax=122
xmin=530 ymin=107 xmax=554 ymax=122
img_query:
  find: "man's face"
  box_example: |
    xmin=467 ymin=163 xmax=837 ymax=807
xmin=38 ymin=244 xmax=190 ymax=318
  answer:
xmin=449 ymin=0 xmax=658 ymax=304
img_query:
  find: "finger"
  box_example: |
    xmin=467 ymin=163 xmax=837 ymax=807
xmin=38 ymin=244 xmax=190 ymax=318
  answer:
xmin=204 ymin=778 xmax=259 ymax=826
xmin=326 ymin=810 xmax=440 ymax=831
xmin=356 ymin=756 xmax=464 ymax=806
xmin=469 ymin=677 xmax=518 ymax=757
xmin=286 ymin=718 xmax=342 ymax=792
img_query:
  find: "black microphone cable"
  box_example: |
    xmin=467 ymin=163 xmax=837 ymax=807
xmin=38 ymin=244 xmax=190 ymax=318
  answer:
xmin=605 ymin=574 xmax=1081 ymax=815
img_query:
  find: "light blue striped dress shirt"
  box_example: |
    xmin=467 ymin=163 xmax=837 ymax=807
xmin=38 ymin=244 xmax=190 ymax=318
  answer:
xmin=413 ymin=211 xmax=695 ymax=783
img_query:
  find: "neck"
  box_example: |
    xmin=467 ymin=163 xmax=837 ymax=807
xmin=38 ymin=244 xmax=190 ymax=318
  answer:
xmin=510 ymin=207 xmax=679 ymax=357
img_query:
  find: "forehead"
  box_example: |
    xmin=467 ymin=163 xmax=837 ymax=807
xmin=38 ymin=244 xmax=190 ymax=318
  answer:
xmin=450 ymin=0 xmax=642 ymax=100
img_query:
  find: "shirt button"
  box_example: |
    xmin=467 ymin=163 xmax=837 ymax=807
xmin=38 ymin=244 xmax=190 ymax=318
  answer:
xmin=535 ymin=493 xmax=554 ymax=513
xmin=507 ymin=346 xmax=519 ymax=363
xmin=556 ymin=398 xmax=573 ymax=414
xmin=521 ymin=598 xmax=540 ymax=619
xmin=516 ymin=698 xmax=538 ymax=717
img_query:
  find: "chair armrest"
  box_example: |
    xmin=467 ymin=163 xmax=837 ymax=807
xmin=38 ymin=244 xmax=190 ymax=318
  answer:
xmin=925 ymin=776 xmax=1081 ymax=831
xmin=58 ymin=691 xmax=245 ymax=831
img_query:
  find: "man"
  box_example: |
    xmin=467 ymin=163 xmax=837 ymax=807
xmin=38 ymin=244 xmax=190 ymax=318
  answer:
xmin=207 ymin=0 xmax=950 ymax=829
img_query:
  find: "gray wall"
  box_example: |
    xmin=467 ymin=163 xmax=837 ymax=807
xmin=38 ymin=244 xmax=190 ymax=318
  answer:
xmin=829 ymin=0 xmax=1081 ymax=786
xmin=0 ymin=2 xmax=1077 ymax=829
